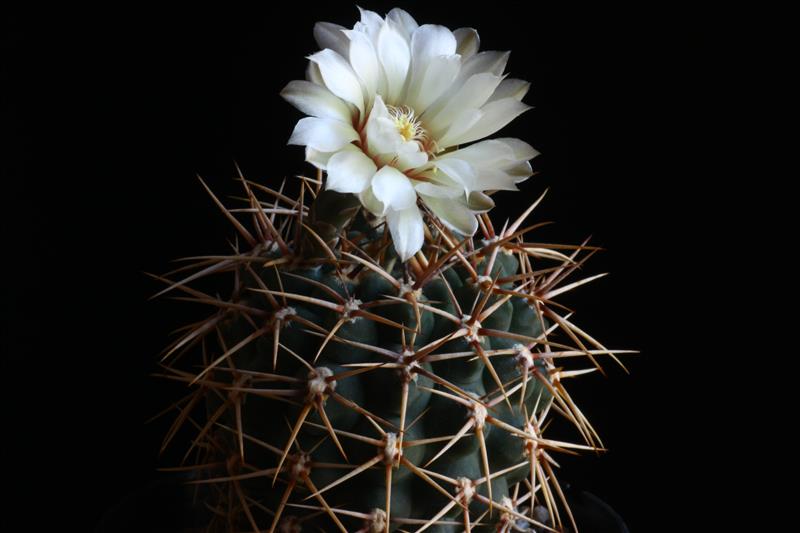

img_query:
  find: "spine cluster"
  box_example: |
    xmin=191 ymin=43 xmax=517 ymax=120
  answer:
xmin=153 ymin=170 xmax=629 ymax=532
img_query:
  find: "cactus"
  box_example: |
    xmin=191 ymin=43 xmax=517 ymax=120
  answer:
xmin=152 ymin=7 xmax=630 ymax=533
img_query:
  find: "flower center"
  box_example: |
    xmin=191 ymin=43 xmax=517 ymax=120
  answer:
xmin=388 ymin=105 xmax=426 ymax=143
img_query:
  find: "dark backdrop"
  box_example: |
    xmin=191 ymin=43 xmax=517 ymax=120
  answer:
xmin=3 ymin=2 xmax=715 ymax=530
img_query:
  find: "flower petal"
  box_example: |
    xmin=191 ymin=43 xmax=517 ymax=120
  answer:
xmin=386 ymin=205 xmax=425 ymax=261
xmin=467 ymin=191 xmax=495 ymax=212
xmin=488 ymin=78 xmax=531 ymax=102
xmin=441 ymin=138 xmax=538 ymax=167
xmin=437 ymin=138 xmax=538 ymax=190
xmin=345 ymin=30 xmax=381 ymax=99
xmin=453 ymin=28 xmax=480 ymax=58
xmin=377 ymin=21 xmax=411 ymax=104
xmin=371 ymin=165 xmax=417 ymax=212
xmin=439 ymin=139 xmax=515 ymax=167
xmin=447 ymin=98 xmax=532 ymax=146
xmin=436 ymin=108 xmax=483 ymax=149
xmin=386 ymin=8 xmax=419 ymax=40
xmin=422 ymin=50 xmax=510 ymax=124
xmin=410 ymin=24 xmax=457 ymax=70
xmin=494 ymin=138 xmax=540 ymax=161
xmin=407 ymin=24 xmax=457 ymax=105
xmin=472 ymin=168 xmax=524 ymax=191
xmin=326 ymin=146 xmax=377 ymax=194
xmin=288 ymin=117 xmax=358 ymax=152
xmin=456 ymin=50 xmax=510 ymax=82
xmin=308 ymin=49 xmax=364 ymax=115
xmin=395 ymin=145 xmax=429 ymax=171
xmin=366 ymin=95 xmax=403 ymax=155
xmin=414 ymin=181 xmax=462 ymax=199
xmin=306 ymin=61 xmax=324 ymax=85
xmin=286 ymin=9 xmax=537 ymax=240
xmin=434 ymin=158 xmax=478 ymax=193
xmin=504 ymin=161 xmax=534 ymax=183
xmin=280 ymin=80 xmax=352 ymax=123
xmin=424 ymin=73 xmax=503 ymax=136
xmin=305 ymin=147 xmax=334 ymax=170
xmin=356 ymin=7 xmax=384 ymax=42
xmin=314 ymin=22 xmax=349 ymax=57
xmin=410 ymin=54 xmax=461 ymax=113
xmin=359 ymin=184 xmax=385 ymax=216
xmin=420 ymin=194 xmax=478 ymax=236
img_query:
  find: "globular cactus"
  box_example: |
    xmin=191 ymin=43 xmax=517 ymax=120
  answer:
xmin=153 ymin=6 xmax=629 ymax=533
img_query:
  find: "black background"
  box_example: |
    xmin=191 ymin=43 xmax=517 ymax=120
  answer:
xmin=3 ymin=2 xmax=719 ymax=530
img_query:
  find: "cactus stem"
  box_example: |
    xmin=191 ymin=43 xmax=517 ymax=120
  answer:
xmin=152 ymin=171 xmax=632 ymax=530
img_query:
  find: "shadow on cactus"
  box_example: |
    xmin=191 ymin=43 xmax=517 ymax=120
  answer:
xmin=149 ymin=6 xmax=633 ymax=533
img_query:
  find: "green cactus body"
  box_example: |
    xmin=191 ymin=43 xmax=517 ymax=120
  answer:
xmin=154 ymin=178 xmax=623 ymax=533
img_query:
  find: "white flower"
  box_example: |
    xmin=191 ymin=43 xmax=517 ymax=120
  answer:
xmin=282 ymin=6 xmax=538 ymax=261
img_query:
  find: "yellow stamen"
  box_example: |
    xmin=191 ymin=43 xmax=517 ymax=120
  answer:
xmin=387 ymin=105 xmax=426 ymax=143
